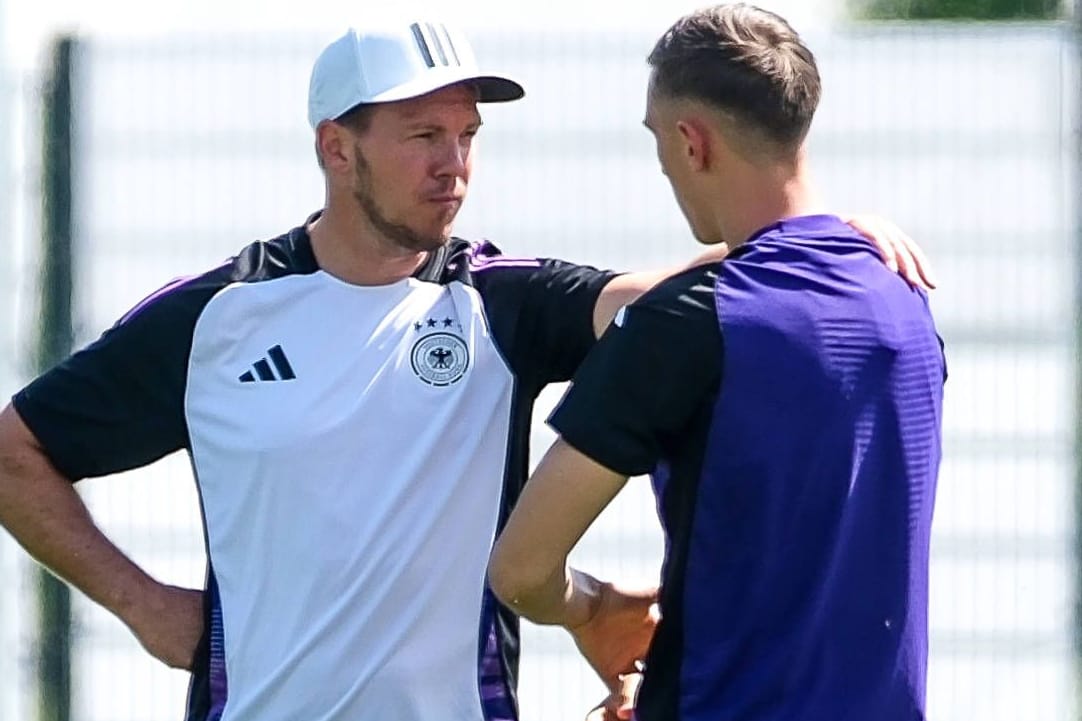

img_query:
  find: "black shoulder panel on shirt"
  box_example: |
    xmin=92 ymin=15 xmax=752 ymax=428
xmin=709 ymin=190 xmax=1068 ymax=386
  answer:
xmin=12 ymin=221 xmax=322 ymax=481
xmin=422 ymin=237 xmax=475 ymax=285
xmin=457 ymin=238 xmax=618 ymax=391
xmin=634 ymin=262 xmax=721 ymax=319
xmin=547 ymin=262 xmax=724 ymax=478
xmin=229 ymin=225 xmax=320 ymax=282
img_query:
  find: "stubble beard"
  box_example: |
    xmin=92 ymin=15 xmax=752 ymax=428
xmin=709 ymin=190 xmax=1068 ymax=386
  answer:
xmin=352 ymin=145 xmax=452 ymax=254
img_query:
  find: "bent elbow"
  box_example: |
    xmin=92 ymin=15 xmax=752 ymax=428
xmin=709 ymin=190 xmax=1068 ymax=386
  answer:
xmin=487 ymin=542 xmax=527 ymax=607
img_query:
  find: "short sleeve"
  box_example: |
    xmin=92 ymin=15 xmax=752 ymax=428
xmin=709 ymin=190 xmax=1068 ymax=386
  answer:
xmin=12 ymin=272 xmax=226 ymax=481
xmin=548 ymin=265 xmax=723 ymax=477
xmin=468 ymin=242 xmax=618 ymax=389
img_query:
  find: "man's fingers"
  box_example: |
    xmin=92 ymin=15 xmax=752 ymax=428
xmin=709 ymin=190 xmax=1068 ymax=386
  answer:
xmin=846 ymin=214 xmax=943 ymax=290
xmin=892 ymin=239 xmax=915 ymax=286
xmin=902 ymin=233 xmax=939 ymax=289
xmin=613 ymin=672 xmax=642 ymax=720
xmin=889 ymin=233 xmax=937 ymax=291
xmin=859 ymin=218 xmax=900 ymax=273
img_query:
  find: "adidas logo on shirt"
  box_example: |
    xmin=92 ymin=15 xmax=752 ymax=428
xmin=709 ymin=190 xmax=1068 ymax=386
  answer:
xmin=239 ymin=345 xmax=296 ymax=383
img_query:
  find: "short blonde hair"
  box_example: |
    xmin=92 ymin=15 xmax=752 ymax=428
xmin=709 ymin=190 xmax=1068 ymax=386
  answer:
xmin=648 ymin=3 xmax=820 ymax=152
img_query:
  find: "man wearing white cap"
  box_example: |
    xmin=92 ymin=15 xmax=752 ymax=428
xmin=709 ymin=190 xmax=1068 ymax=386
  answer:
xmin=0 ymin=17 xmax=931 ymax=721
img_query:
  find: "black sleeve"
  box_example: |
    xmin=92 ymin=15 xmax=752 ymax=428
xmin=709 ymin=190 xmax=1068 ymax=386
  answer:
xmin=12 ymin=271 xmax=226 ymax=481
xmin=548 ymin=265 xmax=723 ymax=477
xmin=469 ymin=242 xmax=618 ymax=389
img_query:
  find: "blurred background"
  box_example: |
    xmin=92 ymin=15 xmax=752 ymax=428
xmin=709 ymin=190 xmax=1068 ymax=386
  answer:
xmin=0 ymin=0 xmax=1078 ymax=719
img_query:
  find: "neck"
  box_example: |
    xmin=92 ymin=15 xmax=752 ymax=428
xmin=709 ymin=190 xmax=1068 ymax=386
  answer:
xmin=307 ymin=195 xmax=428 ymax=286
xmin=712 ymin=150 xmax=824 ymax=249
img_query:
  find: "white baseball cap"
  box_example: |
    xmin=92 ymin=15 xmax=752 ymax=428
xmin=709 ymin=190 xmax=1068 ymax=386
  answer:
xmin=307 ymin=20 xmax=525 ymax=128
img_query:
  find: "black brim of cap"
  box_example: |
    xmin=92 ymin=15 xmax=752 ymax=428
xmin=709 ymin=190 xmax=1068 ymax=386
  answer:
xmin=474 ymin=76 xmax=525 ymax=103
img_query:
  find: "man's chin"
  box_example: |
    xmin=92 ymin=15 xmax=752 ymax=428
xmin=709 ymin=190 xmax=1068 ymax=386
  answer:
xmin=429 ymin=223 xmax=457 ymax=246
xmin=411 ymin=230 xmax=452 ymax=253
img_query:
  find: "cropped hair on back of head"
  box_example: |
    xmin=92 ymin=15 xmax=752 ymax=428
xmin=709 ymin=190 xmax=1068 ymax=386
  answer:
xmin=647 ymin=3 xmax=821 ymax=151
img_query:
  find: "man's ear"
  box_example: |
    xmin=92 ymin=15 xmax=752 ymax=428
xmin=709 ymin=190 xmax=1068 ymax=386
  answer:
xmin=315 ymin=121 xmax=353 ymax=174
xmin=675 ymin=117 xmax=711 ymax=173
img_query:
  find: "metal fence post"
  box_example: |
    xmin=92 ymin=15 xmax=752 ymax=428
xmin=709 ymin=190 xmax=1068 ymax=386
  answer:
xmin=35 ymin=34 xmax=75 ymax=721
xmin=1074 ymin=2 xmax=1082 ymax=717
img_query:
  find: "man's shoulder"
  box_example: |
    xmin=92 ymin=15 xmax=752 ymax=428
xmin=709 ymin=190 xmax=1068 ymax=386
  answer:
xmin=113 ymin=224 xmax=318 ymax=330
xmin=451 ymin=237 xmax=543 ymax=276
xmin=229 ymin=224 xmax=320 ymax=283
xmin=636 ymin=262 xmax=720 ymax=315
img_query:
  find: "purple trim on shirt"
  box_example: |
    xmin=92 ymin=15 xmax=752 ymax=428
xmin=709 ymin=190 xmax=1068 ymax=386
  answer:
xmin=117 ymin=274 xmax=202 ymax=326
xmin=470 ymin=259 xmax=544 ymax=271
xmin=468 ymin=240 xmax=542 ymax=271
xmin=477 ymin=589 xmax=516 ymax=720
xmin=206 ymin=572 xmax=229 ymax=721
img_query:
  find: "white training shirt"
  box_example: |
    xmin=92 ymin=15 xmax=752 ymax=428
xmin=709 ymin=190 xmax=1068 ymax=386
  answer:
xmin=14 ymin=221 xmax=615 ymax=721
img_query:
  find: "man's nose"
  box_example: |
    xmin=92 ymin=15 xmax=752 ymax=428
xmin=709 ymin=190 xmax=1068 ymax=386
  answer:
xmin=436 ymin=139 xmax=469 ymax=177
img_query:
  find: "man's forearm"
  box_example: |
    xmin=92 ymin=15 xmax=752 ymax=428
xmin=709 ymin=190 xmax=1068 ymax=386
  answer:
xmin=0 ymin=407 xmax=158 ymax=625
xmin=493 ymin=563 xmax=602 ymax=629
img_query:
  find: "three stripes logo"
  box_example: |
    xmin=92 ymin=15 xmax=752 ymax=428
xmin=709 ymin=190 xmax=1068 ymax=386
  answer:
xmin=410 ymin=22 xmax=461 ymax=69
xmin=239 ymin=345 xmax=296 ymax=383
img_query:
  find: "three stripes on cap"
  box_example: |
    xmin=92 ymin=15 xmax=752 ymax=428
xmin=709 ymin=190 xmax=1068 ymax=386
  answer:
xmin=410 ymin=22 xmax=461 ymax=69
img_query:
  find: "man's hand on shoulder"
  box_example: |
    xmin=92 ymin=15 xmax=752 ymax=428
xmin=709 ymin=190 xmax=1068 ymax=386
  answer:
xmin=842 ymin=214 xmax=938 ymax=290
